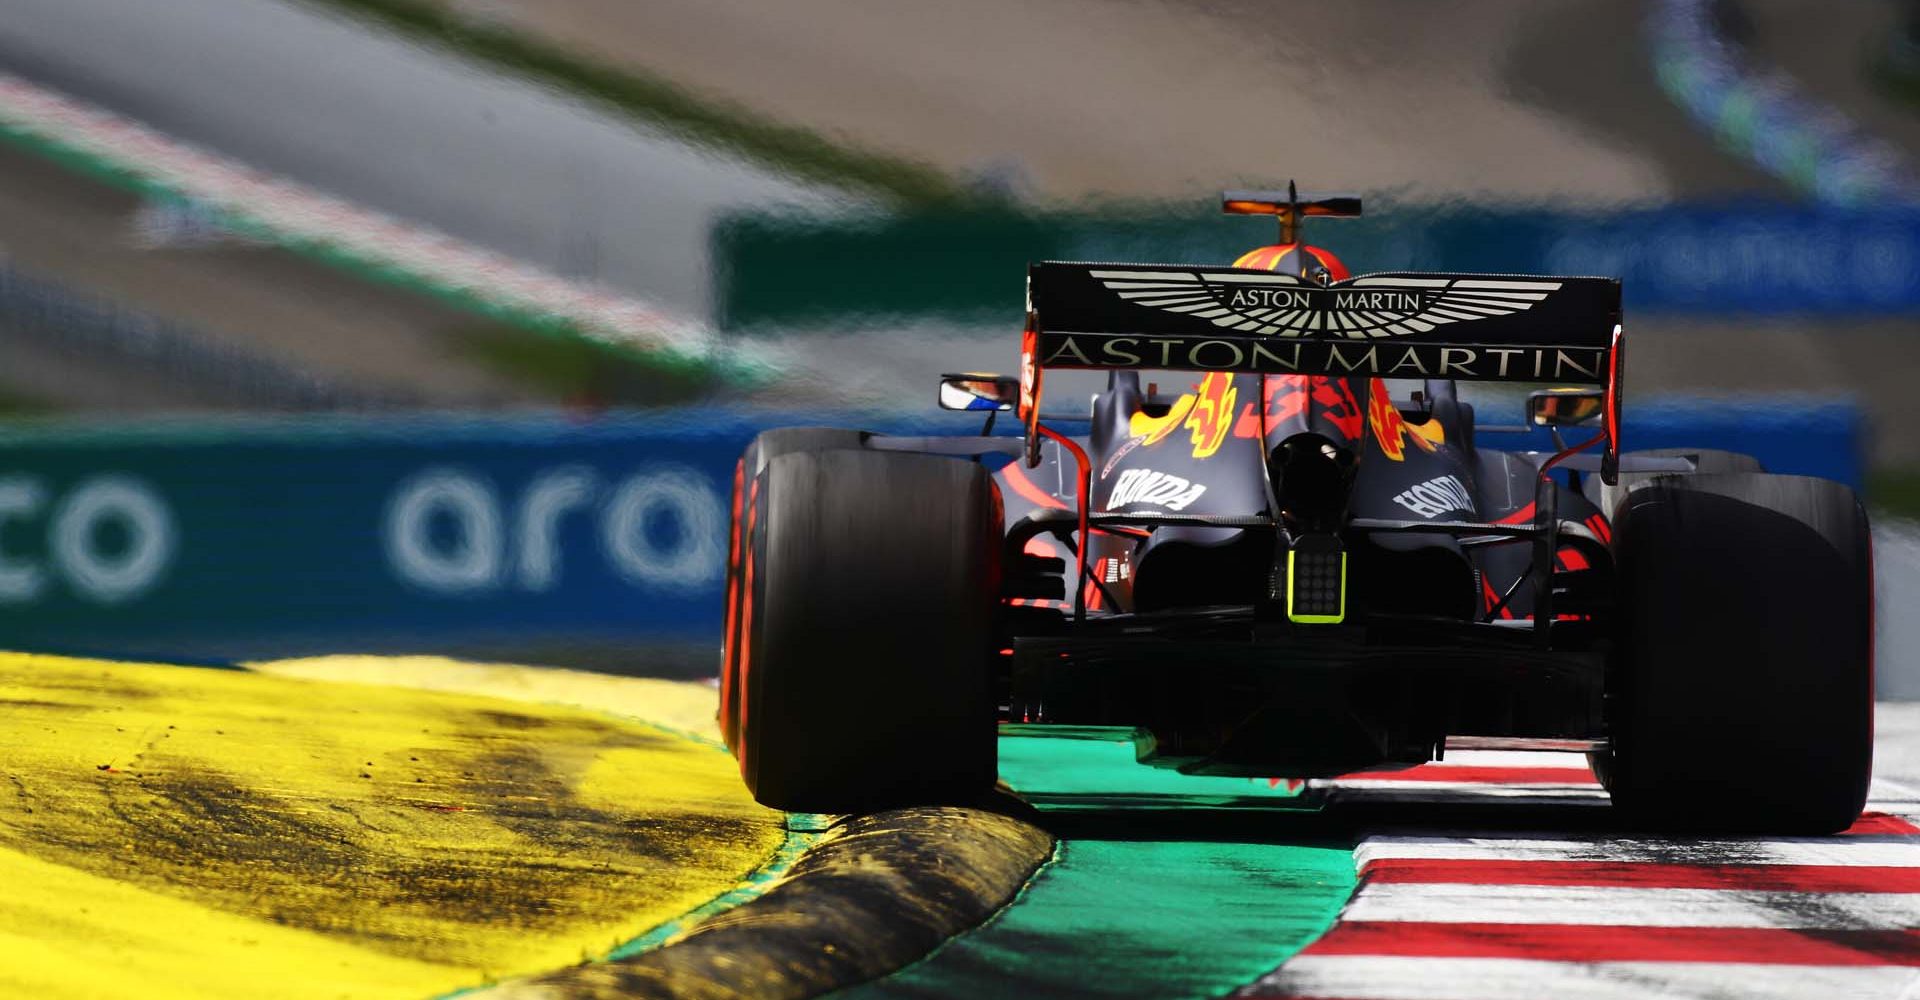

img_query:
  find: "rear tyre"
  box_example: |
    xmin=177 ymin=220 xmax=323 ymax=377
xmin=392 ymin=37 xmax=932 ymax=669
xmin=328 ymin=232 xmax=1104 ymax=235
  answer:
xmin=1585 ymin=447 xmax=1762 ymax=514
xmin=1585 ymin=448 xmax=1768 ymax=784
xmin=1602 ymin=473 xmax=1873 ymax=833
xmin=737 ymin=448 xmax=1002 ymax=812
xmin=720 ymin=429 xmax=867 ymax=753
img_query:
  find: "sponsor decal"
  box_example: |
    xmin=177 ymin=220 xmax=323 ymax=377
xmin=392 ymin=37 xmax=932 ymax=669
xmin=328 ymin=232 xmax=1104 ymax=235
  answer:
xmin=1106 ymin=469 xmax=1208 ymax=512
xmin=1099 ymin=434 xmax=1145 ymax=478
xmin=1037 ymin=332 xmax=1607 ymax=384
xmin=1182 ymin=372 xmax=1238 ymax=459
xmin=1090 ymin=271 xmax=1561 ymax=340
xmin=1368 ymin=378 xmax=1445 ymax=461
xmin=1392 ymin=474 xmax=1475 ymax=519
xmin=383 ymin=465 xmax=724 ymax=595
xmin=0 ymin=474 xmax=176 ymax=604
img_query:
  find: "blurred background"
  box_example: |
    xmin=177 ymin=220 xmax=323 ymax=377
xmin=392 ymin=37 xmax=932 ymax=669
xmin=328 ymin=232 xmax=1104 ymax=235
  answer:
xmin=0 ymin=0 xmax=1914 ymax=681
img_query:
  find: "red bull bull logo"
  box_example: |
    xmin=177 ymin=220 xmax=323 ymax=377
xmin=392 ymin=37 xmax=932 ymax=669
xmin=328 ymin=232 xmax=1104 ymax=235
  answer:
xmin=1247 ymin=376 xmax=1364 ymax=442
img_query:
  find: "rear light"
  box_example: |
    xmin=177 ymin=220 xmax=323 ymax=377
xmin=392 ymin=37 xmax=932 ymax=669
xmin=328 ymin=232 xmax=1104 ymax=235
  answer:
xmin=1285 ymin=534 xmax=1347 ymax=624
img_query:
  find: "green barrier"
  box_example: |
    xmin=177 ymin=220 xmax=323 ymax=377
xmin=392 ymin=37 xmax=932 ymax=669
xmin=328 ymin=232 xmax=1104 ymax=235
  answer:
xmin=714 ymin=201 xmax=1920 ymax=329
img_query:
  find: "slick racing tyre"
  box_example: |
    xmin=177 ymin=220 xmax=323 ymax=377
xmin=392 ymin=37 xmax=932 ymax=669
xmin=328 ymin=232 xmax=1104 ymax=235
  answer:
xmin=736 ymin=448 xmax=1002 ymax=812
xmin=1602 ymin=473 xmax=1872 ymax=833
xmin=720 ymin=429 xmax=867 ymax=753
xmin=1583 ymin=447 xmax=1770 ymax=783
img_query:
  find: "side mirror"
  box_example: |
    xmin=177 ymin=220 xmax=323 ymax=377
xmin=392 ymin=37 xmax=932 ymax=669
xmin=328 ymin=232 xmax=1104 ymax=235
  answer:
xmin=1527 ymin=388 xmax=1606 ymax=427
xmin=939 ymin=373 xmax=1019 ymax=412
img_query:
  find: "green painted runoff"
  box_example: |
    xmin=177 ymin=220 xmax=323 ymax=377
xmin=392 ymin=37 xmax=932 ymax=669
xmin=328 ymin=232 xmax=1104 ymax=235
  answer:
xmin=835 ymin=729 xmax=1356 ymax=999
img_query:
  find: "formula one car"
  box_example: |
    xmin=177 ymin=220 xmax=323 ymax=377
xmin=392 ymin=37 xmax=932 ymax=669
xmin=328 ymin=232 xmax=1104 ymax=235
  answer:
xmin=719 ymin=187 xmax=1874 ymax=833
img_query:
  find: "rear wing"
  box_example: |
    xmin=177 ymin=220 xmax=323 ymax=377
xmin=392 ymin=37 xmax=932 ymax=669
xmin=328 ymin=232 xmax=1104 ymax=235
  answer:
xmin=1026 ymin=261 xmax=1620 ymax=385
xmin=1018 ymin=260 xmax=1625 ymax=480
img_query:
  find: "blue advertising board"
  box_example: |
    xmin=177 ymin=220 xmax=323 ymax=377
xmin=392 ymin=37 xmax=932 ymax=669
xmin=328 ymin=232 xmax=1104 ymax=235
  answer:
xmin=0 ymin=410 xmax=857 ymax=663
xmin=0 ymin=401 xmax=1864 ymax=664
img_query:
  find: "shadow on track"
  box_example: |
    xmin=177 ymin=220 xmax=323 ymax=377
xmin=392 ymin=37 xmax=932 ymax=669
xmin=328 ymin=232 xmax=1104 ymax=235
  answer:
xmin=996 ymin=727 xmax=1635 ymax=845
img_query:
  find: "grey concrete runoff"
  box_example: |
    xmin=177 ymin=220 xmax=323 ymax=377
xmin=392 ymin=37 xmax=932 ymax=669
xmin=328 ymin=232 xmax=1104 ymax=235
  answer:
xmin=0 ymin=0 xmax=845 ymax=320
xmin=1872 ymin=701 xmax=1920 ymax=795
xmin=0 ymin=136 xmax=545 ymax=408
xmin=1878 ymin=520 xmax=1920 ymax=700
xmin=0 ymin=262 xmax=399 ymax=410
xmin=438 ymin=0 xmax=1777 ymax=203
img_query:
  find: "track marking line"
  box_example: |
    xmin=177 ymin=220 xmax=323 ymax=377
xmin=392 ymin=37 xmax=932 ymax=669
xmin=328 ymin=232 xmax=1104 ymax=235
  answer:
xmin=1262 ymin=956 xmax=1920 ymax=1000
xmin=1365 ymin=857 xmax=1920 ymax=891
xmin=1301 ymin=922 xmax=1920 ymax=964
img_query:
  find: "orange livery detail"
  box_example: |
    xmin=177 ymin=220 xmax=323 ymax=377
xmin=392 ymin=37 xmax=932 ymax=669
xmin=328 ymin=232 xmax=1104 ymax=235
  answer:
xmin=1183 ymin=372 xmax=1239 ymax=458
xmin=1124 ymin=372 xmax=1240 ymax=459
xmin=1127 ymin=394 xmax=1197 ymax=447
xmin=1229 ymin=243 xmax=1352 ymax=282
xmin=1367 ymin=377 xmax=1443 ymax=460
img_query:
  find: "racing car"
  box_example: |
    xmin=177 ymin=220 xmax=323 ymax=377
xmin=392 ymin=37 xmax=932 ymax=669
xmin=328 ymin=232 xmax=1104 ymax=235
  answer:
xmin=718 ymin=187 xmax=1874 ymax=833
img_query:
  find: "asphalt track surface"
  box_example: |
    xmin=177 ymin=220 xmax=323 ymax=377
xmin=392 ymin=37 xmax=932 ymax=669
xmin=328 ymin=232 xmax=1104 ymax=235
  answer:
xmin=0 ymin=0 xmax=1747 ymax=311
xmin=0 ymin=136 xmax=545 ymax=410
xmin=0 ymin=0 xmax=842 ymax=320
xmin=11 ymin=0 xmax=1920 ymax=458
xmin=453 ymin=0 xmax=1772 ymax=203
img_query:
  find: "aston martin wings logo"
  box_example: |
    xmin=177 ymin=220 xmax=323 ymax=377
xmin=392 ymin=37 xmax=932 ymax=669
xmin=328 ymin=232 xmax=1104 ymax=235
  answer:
xmin=1089 ymin=270 xmax=1564 ymax=340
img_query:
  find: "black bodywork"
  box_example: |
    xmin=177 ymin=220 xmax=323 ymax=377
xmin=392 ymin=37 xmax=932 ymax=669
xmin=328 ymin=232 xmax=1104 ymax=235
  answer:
xmin=991 ymin=371 xmax=1615 ymax=777
xmin=865 ymin=188 xmax=1644 ymax=782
